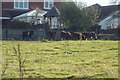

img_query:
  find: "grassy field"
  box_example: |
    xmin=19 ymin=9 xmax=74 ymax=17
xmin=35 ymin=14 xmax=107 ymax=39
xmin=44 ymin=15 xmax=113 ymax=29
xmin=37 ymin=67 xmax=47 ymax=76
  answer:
xmin=1 ymin=40 xmax=119 ymax=78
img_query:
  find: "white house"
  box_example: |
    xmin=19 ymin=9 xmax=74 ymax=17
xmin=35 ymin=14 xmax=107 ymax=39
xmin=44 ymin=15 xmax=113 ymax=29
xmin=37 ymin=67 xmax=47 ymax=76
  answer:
xmin=99 ymin=11 xmax=120 ymax=29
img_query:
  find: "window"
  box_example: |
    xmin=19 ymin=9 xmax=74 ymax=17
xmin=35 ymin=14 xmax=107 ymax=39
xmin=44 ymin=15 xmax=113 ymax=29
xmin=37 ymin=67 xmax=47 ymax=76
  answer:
xmin=44 ymin=0 xmax=54 ymax=9
xmin=14 ymin=0 xmax=29 ymax=9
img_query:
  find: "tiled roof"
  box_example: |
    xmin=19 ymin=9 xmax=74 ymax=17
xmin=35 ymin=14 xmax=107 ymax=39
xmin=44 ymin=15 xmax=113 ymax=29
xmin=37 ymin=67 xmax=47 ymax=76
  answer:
xmin=2 ymin=9 xmax=29 ymax=18
xmin=100 ymin=5 xmax=119 ymax=20
xmin=90 ymin=4 xmax=119 ymax=20
xmin=44 ymin=6 xmax=60 ymax=17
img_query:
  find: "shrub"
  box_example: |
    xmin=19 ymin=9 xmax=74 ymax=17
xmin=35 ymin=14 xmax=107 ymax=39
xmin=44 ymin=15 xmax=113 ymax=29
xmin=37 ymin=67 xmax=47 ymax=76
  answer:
xmin=10 ymin=20 xmax=31 ymax=29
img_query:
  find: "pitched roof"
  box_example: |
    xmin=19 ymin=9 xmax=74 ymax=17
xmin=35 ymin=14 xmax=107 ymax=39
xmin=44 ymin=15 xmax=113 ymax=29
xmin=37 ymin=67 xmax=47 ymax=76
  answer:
xmin=90 ymin=3 xmax=102 ymax=9
xmin=44 ymin=6 xmax=60 ymax=17
xmin=100 ymin=5 xmax=119 ymax=20
xmin=89 ymin=4 xmax=119 ymax=20
xmin=2 ymin=9 xmax=29 ymax=18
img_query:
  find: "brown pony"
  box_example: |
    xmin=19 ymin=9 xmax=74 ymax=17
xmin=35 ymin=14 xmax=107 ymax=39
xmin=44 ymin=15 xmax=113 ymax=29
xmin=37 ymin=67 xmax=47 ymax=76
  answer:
xmin=61 ymin=31 xmax=72 ymax=40
xmin=70 ymin=32 xmax=83 ymax=40
xmin=82 ymin=32 xmax=97 ymax=40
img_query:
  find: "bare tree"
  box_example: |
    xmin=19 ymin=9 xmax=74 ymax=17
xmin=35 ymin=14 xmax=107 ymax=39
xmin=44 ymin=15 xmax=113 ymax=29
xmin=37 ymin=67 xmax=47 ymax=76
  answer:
xmin=110 ymin=0 xmax=120 ymax=5
xmin=13 ymin=44 xmax=26 ymax=78
xmin=1 ymin=50 xmax=9 ymax=78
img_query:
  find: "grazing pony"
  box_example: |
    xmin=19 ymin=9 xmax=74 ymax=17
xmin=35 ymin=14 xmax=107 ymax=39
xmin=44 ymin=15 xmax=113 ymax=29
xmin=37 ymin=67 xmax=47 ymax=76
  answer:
xmin=82 ymin=32 xmax=97 ymax=40
xmin=22 ymin=31 xmax=34 ymax=40
xmin=61 ymin=31 xmax=72 ymax=40
xmin=70 ymin=32 xmax=83 ymax=40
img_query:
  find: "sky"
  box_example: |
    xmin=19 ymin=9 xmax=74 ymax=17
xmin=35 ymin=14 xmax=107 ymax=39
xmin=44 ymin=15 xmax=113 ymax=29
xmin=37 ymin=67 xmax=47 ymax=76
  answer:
xmin=76 ymin=0 xmax=111 ymax=6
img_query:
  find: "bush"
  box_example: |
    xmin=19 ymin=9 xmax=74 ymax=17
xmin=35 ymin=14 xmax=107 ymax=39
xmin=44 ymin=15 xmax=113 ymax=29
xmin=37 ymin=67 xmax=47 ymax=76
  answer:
xmin=9 ymin=20 xmax=31 ymax=29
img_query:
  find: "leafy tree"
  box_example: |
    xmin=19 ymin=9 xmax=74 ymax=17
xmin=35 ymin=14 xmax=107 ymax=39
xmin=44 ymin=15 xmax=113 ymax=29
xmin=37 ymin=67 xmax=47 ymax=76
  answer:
xmin=60 ymin=2 xmax=83 ymax=31
xmin=60 ymin=1 xmax=100 ymax=31
xmin=81 ymin=4 xmax=101 ymax=31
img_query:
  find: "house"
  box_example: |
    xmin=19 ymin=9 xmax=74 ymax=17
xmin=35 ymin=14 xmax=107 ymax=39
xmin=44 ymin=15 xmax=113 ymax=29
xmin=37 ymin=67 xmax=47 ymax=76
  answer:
xmin=1 ymin=0 xmax=63 ymax=40
xmin=98 ymin=4 xmax=119 ymax=30
xmin=90 ymin=4 xmax=119 ymax=29
xmin=2 ymin=0 xmax=63 ymax=29
xmin=2 ymin=0 xmax=61 ymax=19
xmin=99 ymin=11 xmax=120 ymax=29
xmin=1 ymin=0 xmax=64 ymax=40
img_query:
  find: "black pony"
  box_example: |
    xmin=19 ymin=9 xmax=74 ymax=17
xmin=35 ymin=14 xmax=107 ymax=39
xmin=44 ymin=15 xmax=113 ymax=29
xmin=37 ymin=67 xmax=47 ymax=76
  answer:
xmin=22 ymin=31 xmax=34 ymax=40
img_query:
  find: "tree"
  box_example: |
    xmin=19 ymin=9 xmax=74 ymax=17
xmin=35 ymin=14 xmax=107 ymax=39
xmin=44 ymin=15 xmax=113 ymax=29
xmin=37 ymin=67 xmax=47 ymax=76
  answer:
xmin=60 ymin=2 xmax=82 ymax=31
xmin=81 ymin=4 xmax=101 ymax=31
xmin=110 ymin=0 xmax=120 ymax=5
xmin=60 ymin=1 xmax=100 ymax=31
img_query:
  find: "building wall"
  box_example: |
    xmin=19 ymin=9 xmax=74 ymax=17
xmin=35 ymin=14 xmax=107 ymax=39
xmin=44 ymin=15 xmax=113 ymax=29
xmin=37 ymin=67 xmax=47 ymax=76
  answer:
xmin=99 ymin=17 xmax=119 ymax=30
xmin=99 ymin=11 xmax=120 ymax=30
xmin=2 ymin=1 xmax=61 ymax=10
xmin=29 ymin=2 xmax=44 ymax=10
xmin=2 ymin=2 xmax=14 ymax=9
xmin=54 ymin=2 xmax=61 ymax=9
xmin=30 ymin=2 xmax=61 ymax=10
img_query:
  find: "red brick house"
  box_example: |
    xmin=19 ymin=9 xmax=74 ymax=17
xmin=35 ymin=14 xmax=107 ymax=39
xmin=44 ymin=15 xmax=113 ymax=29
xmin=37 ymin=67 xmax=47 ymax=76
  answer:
xmin=2 ymin=0 xmax=61 ymax=19
xmin=1 ymin=0 xmax=62 ymax=29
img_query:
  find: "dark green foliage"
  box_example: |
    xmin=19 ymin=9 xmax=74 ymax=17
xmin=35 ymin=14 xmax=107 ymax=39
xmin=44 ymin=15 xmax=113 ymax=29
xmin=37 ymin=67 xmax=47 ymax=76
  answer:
xmin=60 ymin=2 xmax=83 ymax=31
xmin=60 ymin=2 xmax=100 ymax=32
xmin=17 ymin=20 xmax=31 ymax=28
xmin=9 ymin=20 xmax=31 ymax=29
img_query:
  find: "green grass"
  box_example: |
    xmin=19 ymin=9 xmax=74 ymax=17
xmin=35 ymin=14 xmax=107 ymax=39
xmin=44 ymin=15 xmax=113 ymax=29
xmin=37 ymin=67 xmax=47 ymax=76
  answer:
xmin=2 ymin=40 xmax=119 ymax=78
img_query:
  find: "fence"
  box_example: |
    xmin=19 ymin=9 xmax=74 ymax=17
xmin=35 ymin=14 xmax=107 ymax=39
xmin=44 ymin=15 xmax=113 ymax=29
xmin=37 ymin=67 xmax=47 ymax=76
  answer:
xmin=97 ymin=34 xmax=119 ymax=40
xmin=2 ymin=29 xmax=46 ymax=40
xmin=1 ymin=29 xmax=119 ymax=40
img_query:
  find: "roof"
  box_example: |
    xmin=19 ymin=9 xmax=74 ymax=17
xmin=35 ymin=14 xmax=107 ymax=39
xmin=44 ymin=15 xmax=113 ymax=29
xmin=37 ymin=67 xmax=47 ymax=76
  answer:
xmin=90 ymin=3 xmax=102 ymax=9
xmin=90 ymin=4 xmax=119 ymax=20
xmin=0 ymin=17 xmax=10 ymax=19
xmin=13 ymin=9 xmax=47 ymax=20
xmin=44 ymin=6 xmax=60 ymax=17
xmin=2 ymin=9 xmax=29 ymax=18
xmin=100 ymin=5 xmax=119 ymax=20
